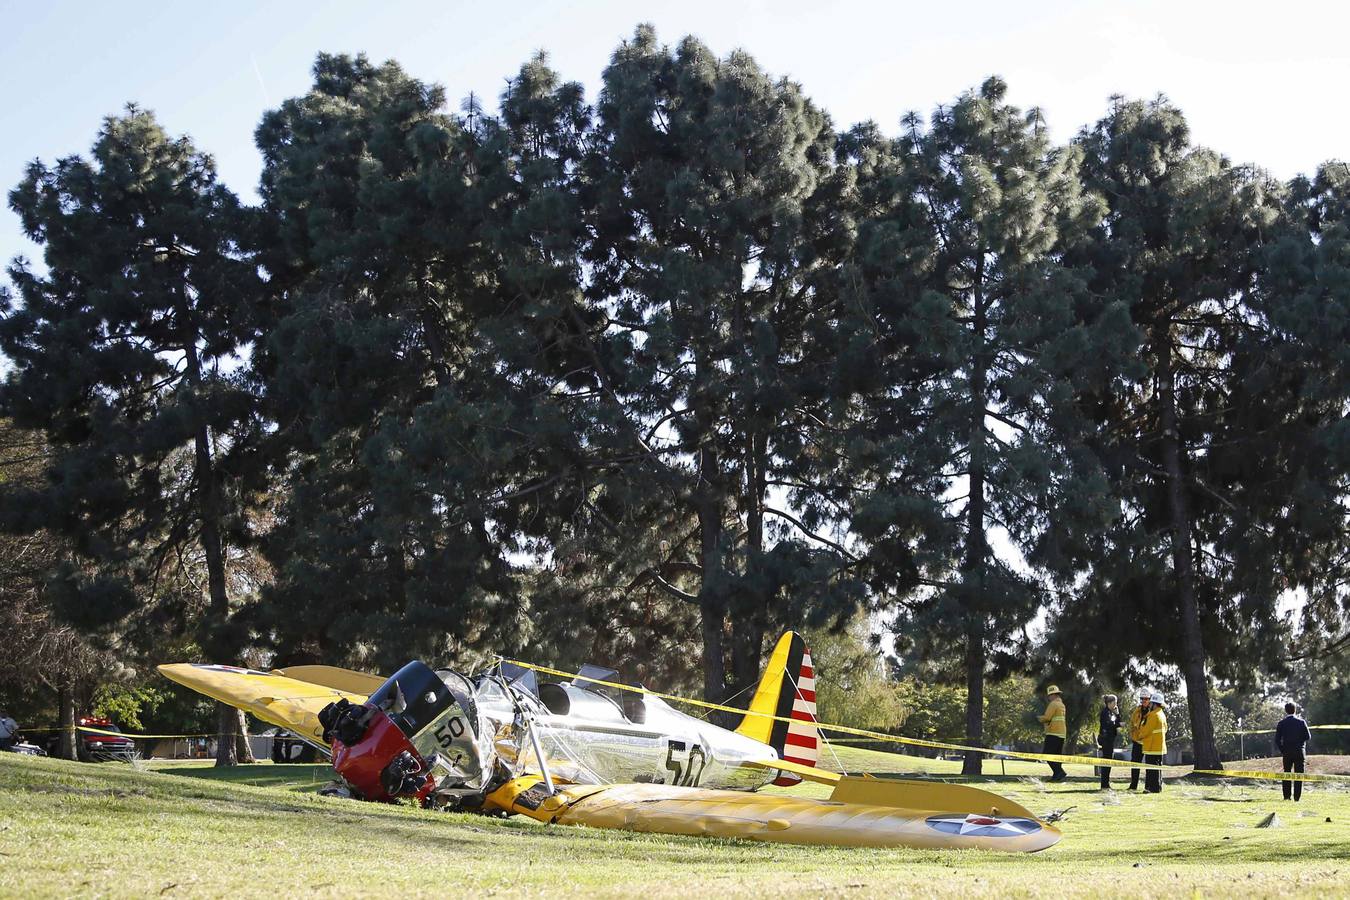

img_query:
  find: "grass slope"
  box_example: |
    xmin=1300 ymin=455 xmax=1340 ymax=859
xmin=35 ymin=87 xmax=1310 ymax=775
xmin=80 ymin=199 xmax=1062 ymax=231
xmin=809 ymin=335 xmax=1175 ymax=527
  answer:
xmin=2 ymin=754 xmax=1348 ymax=898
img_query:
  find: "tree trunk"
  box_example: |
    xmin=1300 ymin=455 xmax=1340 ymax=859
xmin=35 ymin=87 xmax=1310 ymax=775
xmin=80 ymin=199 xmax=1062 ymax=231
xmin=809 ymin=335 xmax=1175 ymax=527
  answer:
xmin=695 ymin=416 xmax=732 ymax=720
xmin=729 ymin=431 xmax=767 ymax=702
xmin=730 ymin=619 xmax=764 ymax=706
xmin=962 ymin=620 xmax=986 ymax=775
xmin=961 ymin=267 xmax=989 ymax=777
xmin=179 ymin=297 xmax=230 ymax=655
xmin=690 ymin=320 xmax=731 ymax=717
xmin=1158 ymin=341 xmax=1221 ymax=770
xmin=234 ymin=708 xmax=255 ymax=764
xmin=182 ymin=307 xmax=238 ymax=769
xmin=214 ymin=702 xmax=239 ymax=767
xmin=190 ymin=423 xmax=229 ymax=659
xmin=697 ymin=495 xmax=728 ymax=715
xmin=58 ymin=684 xmax=77 ymax=760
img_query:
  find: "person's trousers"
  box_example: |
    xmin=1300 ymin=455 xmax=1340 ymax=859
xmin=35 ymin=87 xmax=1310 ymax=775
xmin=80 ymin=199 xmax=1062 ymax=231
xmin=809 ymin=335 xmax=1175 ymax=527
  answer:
xmin=1144 ymin=753 xmax=1163 ymax=792
xmin=1282 ymin=752 xmax=1305 ymax=801
xmin=1129 ymin=741 xmax=1144 ymax=789
xmin=1043 ymin=734 xmax=1066 ymax=780
xmin=1098 ymin=742 xmax=1115 ymax=788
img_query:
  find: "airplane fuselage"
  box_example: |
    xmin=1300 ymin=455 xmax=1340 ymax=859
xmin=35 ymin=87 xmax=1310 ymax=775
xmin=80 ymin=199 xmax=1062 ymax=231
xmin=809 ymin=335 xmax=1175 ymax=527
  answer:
xmin=475 ymin=681 xmax=777 ymax=792
xmin=369 ymin=661 xmax=781 ymax=802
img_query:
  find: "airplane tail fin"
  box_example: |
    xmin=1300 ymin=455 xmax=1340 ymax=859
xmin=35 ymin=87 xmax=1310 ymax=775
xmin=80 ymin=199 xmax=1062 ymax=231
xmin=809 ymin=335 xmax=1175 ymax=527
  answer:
xmin=735 ymin=631 xmax=819 ymax=786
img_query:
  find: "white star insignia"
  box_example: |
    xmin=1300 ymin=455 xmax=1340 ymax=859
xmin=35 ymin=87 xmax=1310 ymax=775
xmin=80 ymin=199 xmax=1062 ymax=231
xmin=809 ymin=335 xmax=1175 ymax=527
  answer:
xmin=929 ymin=813 xmax=1036 ymax=836
xmin=956 ymin=814 xmax=1029 ymax=835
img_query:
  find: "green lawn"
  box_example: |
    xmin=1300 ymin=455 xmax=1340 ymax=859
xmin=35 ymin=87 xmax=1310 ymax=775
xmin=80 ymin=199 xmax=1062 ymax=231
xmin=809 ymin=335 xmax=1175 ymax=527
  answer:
xmin=2 ymin=753 xmax=1348 ymax=898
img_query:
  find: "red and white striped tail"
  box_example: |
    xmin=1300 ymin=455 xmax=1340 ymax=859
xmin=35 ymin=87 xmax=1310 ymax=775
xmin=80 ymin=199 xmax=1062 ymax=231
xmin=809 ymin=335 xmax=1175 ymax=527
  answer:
xmin=774 ymin=646 xmax=819 ymax=786
xmin=736 ymin=631 xmax=822 ymax=787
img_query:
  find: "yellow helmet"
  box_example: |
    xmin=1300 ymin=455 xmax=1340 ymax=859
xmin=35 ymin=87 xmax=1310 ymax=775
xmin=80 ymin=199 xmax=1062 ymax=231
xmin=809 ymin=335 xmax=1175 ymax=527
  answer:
xmin=1045 ymin=685 xmax=1062 ymax=696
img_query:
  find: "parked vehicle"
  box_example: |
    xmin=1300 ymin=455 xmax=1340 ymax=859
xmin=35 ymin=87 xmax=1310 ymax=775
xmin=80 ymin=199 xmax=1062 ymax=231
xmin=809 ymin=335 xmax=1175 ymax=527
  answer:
xmin=44 ymin=716 xmax=138 ymax=762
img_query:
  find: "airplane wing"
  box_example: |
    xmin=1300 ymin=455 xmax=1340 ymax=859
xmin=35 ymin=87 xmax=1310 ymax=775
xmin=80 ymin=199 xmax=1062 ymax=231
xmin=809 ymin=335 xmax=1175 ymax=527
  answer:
xmin=271 ymin=665 xmax=388 ymax=696
xmin=485 ymin=773 xmax=1059 ymax=852
xmin=745 ymin=757 xmax=840 ymax=786
xmin=158 ymin=663 xmax=372 ymax=746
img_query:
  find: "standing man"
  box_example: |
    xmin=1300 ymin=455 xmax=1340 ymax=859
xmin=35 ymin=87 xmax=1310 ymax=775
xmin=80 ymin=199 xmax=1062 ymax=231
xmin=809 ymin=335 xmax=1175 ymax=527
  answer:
xmin=1140 ymin=691 xmax=1168 ymax=793
xmin=1127 ymin=689 xmax=1151 ymax=790
xmin=1039 ymin=685 xmax=1068 ymax=782
xmin=0 ymin=709 xmax=17 ymax=752
xmin=1275 ymin=702 xmax=1313 ymax=801
xmin=1098 ymin=694 xmax=1121 ymax=790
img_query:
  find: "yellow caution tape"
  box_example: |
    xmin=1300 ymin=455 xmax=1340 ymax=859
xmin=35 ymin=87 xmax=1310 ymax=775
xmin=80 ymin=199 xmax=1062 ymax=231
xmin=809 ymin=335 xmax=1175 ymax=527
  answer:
xmin=79 ymin=726 xmax=218 ymax=739
xmin=1224 ymin=725 xmax=1350 ymax=734
xmin=1193 ymin=769 xmax=1350 ymax=783
xmin=499 ymin=658 xmax=1167 ymax=771
xmin=23 ymin=726 xmax=234 ymax=739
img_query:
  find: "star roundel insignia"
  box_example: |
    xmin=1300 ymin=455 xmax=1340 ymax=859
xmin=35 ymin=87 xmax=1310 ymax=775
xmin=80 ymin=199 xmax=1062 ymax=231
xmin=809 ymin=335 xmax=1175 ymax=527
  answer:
xmin=925 ymin=813 xmax=1042 ymax=837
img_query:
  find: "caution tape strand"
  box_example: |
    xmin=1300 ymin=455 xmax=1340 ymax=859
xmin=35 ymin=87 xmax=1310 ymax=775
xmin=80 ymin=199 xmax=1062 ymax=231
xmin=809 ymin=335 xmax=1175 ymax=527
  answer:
xmin=499 ymin=658 xmax=1165 ymax=770
xmin=500 ymin=658 xmax=1350 ymax=782
xmin=21 ymin=726 xmax=233 ymax=739
xmin=1224 ymin=725 xmax=1350 ymax=735
xmin=1192 ymin=769 xmax=1347 ymax=783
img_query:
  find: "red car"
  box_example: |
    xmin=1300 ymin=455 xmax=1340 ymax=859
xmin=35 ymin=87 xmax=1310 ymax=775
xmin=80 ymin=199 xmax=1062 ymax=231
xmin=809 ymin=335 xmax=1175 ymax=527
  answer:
xmin=46 ymin=716 xmax=138 ymax=762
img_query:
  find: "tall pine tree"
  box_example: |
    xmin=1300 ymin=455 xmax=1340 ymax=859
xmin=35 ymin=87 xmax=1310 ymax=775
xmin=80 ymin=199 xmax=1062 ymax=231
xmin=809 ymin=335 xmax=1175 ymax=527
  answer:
xmin=0 ymin=108 xmax=265 ymax=765
xmin=844 ymin=78 xmax=1118 ymax=774
xmin=579 ymin=27 xmax=861 ymax=705
xmin=1061 ymin=97 xmax=1327 ymax=769
xmin=253 ymin=53 xmax=598 ymax=670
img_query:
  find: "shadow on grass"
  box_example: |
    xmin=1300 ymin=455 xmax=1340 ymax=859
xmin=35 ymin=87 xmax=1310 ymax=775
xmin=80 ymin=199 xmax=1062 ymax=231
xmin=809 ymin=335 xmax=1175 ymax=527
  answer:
xmin=158 ymin=763 xmax=332 ymax=793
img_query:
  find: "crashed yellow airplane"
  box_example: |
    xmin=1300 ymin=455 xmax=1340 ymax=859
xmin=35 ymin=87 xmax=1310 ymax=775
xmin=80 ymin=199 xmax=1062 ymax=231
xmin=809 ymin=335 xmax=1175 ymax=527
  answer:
xmin=159 ymin=632 xmax=1060 ymax=852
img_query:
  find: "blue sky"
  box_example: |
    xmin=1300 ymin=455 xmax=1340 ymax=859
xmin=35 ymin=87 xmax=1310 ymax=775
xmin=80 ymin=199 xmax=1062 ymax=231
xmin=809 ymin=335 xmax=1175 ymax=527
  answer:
xmin=2 ymin=0 xmax=1346 ymax=271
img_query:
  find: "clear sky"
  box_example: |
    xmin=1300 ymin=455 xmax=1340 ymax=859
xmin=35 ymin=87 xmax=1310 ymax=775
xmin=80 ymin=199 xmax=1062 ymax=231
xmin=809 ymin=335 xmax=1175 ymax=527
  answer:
xmin=2 ymin=0 xmax=1346 ymax=272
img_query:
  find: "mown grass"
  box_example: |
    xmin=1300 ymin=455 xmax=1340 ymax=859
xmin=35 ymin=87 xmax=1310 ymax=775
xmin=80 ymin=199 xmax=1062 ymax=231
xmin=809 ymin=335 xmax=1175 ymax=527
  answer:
xmin=2 ymin=753 xmax=1348 ymax=898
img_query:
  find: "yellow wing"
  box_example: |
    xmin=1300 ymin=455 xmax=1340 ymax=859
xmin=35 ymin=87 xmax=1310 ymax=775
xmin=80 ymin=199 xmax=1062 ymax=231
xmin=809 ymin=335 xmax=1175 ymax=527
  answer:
xmin=272 ymin=665 xmax=388 ymax=697
xmin=485 ymin=774 xmax=1059 ymax=852
xmin=158 ymin=664 xmax=373 ymax=746
xmin=746 ymin=757 xmax=840 ymax=786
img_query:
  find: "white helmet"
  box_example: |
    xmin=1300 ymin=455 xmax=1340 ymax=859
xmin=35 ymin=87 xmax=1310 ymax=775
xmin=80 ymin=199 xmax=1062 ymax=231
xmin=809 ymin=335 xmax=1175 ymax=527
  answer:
xmin=1150 ymin=691 xmax=1166 ymax=704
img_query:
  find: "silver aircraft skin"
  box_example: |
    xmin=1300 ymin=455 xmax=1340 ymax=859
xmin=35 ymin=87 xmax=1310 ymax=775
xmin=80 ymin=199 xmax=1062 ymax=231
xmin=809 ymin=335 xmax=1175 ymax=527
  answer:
xmin=381 ymin=661 xmax=781 ymax=804
xmin=479 ymin=672 xmax=777 ymax=792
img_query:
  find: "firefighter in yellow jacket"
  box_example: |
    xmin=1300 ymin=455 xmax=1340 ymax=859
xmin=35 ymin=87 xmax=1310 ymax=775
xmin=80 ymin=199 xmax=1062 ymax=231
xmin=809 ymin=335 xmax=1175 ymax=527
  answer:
xmin=1039 ymin=686 xmax=1068 ymax=782
xmin=1139 ymin=691 xmax=1168 ymax=793
xmin=1126 ymin=689 xmax=1152 ymax=790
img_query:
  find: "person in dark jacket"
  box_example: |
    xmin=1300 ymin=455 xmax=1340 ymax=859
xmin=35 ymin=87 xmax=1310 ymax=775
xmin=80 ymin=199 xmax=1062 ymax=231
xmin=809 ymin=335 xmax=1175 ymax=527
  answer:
xmin=1275 ymin=702 xmax=1313 ymax=801
xmin=1097 ymin=694 xmax=1121 ymax=789
xmin=0 ymin=709 xmax=17 ymax=752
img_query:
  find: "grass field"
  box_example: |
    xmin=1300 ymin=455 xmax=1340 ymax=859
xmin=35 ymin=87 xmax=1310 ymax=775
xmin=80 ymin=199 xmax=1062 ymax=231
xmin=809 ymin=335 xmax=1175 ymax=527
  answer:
xmin=2 ymin=750 xmax=1348 ymax=898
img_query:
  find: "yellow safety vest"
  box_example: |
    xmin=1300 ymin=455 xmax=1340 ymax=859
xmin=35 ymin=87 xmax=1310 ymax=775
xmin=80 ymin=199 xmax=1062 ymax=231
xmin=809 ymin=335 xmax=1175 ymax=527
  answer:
xmin=1128 ymin=704 xmax=1148 ymax=743
xmin=1140 ymin=708 xmax=1167 ymax=755
xmin=1040 ymin=697 xmax=1066 ymax=738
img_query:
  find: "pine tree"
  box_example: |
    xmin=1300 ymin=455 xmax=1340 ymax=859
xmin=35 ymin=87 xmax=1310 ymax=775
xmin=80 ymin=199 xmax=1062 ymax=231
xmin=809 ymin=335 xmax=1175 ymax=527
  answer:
xmin=0 ymin=420 xmax=108 ymax=759
xmin=1060 ymin=97 xmax=1335 ymax=770
xmin=579 ymin=27 xmax=861 ymax=706
xmin=842 ymin=78 xmax=1117 ymax=774
xmin=0 ymin=108 xmax=265 ymax=764
xmin=253 ymin=53 xmax=598 ymax=670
